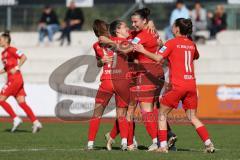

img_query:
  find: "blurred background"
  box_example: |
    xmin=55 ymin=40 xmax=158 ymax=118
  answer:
xmin=0 ymin=0 xmax=239 ymax=120
xmin=1 ymin=0 xmax=240 ymax=31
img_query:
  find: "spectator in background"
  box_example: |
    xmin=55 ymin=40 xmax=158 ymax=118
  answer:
xmin=208 ymin=5 xmax=227 ymax=39
xmin=38 ymin=5 xmax=60 ymax=45
xmin=165 ymin=0 xmax=190 ymax=40
xmin=191 ymin=1 xmax=207 ymax=41
xmin=59 ymin=1 xmax=84 ymax=46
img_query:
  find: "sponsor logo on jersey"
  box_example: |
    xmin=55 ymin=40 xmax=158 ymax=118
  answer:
xmin=159 ymin=46 xmax=167 ymax=53
xmin=131 ymin=37 xmax=140 ymax=44
xmin=16 ymin=50 xmax=23 ymax=56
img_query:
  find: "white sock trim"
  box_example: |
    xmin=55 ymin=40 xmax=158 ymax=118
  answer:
xmin=33 ymin=120 xmax=39 ymax=124
xmin=204 ymin=139 xmax=211 ymax=146
xmin=88 ymin=141 xmax=94 ymax=146
xmin=121 ymin=138 xmax=127 ymax=145
xmin=160 ymin=141 xmax=167 ymax=148
xmin=152 ymin=138 xmax=158 ymax=144
xmin=13 ymin=117 xmax=20 ymax=121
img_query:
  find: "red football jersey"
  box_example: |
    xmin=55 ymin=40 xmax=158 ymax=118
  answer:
xmin=93 ymin=38 xmax=130 ymax=80
xmin=1 ymin=46 xmax=23 ymax=74
xmin=131 ymin=29 xmax=159 ymax=63
xmin=158 ymin=36 xmax=199 ymax=87
xmin=109 ymin=36 xmax=130 ymax=80
xmin=93 ymin=42 xmax=113 ymax=80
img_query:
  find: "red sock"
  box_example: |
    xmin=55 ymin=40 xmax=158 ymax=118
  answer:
xmin=19 ymin=102 xmax=37 ymax=122
xmin=196 ymin=126 xmax=210 ymax=142
xmin=127 ymin=121 xmax=134 ymax=146
xmin=110 ymin=119 xmax=119 ymax=139
xmin=88 ymin=117 xmax=101 ymax=141
xmin=0 ymin=101 xmax=17 ymax=119
xmin=158 ymin=130 xmax=167 ymax=147
xmin=142 ymin=111 xmax=158 ymax=140
xmin=118 ymin=116 xmax=128 ymax=139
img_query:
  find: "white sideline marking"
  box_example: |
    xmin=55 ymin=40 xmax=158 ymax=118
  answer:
xmin=0 ymin=148 xmax=223 ymax=153
xmin=0 ymin=148 xmax=85 ymax=152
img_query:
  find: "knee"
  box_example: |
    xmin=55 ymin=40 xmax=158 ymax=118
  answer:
xmin=158 ymin=112 xmax=167 ymax=122
xmin=93 ymin=104 xmax=105 ymax=117
xmin=0 ymin=95 xmax=7 ymax=102
xmin=117 ymin=109 xmax=127 ymax=118
xmin=16 ymin=97 xmax=25 ymax=104
xmin=188 ymin=115 xmax=198 ymax=124
xmin=93 ymin=110 xmax=102 ymax=118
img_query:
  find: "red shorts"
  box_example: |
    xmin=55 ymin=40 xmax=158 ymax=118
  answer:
xmin=130 ymin=72 xmax=164 ymax=103
xmin=160 ymin=86 xmax=198 ymax=110
xmin=95 ymin=79 xmax=130 ymax=108
xmin=0 ymin=72 xmax=26 ymax=97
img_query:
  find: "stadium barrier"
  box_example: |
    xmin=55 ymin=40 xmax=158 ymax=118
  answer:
xmin=0 ymin=31 xmax=239 ymax=119
xmin=0 ymin=83 xmax=239 ymax=120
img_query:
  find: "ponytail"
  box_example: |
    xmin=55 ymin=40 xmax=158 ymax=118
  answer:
xmin=174 ymin=18 xmax=193 ymax=36
xmin=132 ymin=8 xmax=151 ymax=21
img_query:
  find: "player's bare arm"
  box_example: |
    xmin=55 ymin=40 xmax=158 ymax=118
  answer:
xmin=10 ymin=54 xmax=27 ymax=74
xmin=134 ymin=44 xmax=163 ymax=63
xmin=98 ymin=36 xmax=134 ymax=54
xmin=0 ymin=68 xmax=6 ymax=74
xmin=97 ymin=55 xmax=113 ymax=67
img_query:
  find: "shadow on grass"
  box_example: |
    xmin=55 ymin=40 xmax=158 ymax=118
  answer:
xmin=176 ymin=148 xmax=202 ymax=152
xmin=93 ymin=145 xmax=148 ymax=151
xmin=4 ymin=129 xmax=31 ymax=133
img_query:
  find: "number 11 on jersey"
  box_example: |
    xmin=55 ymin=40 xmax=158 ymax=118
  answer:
xmin=185 ymin=50 xmax=192 ymax=73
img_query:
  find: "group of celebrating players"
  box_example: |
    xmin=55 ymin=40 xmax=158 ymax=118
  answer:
xmin=87 ymin=7 xmax=215 ymax=153
xmin=0 ymin=6 xmax=215 ymax=153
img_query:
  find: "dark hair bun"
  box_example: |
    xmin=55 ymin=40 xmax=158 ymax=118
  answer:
xmin=175 ymin=18 xmax=193 ymax=36
xmin=1 ymin=30 xmax=11 ymax=44
xmin=132 ymin=7 xmax=151 ymax=20
xmin=4 ymin=30 xmax=10 ymax=36
xmin=184 ymin=19 xmax=193 ymax=35
xmin=109 ymin=20 xmax=123 ymax=37
xmin=142 ymin=8 xmax=151 ymax=17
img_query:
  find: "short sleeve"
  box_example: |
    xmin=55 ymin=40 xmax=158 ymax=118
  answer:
xmin=157 ymin=41 xmax=173 ymax=58
xmin=93 ymin=43 xmax=104 ymax=60
xmin=131 ymin=33 xmax=146 ymax=45
xmin=11 ymin=47 xmax=24 ymax=59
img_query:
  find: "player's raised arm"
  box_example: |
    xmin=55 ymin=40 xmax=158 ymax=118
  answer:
xmin=93 ymin=45 xmax=113 ymax=68
xmin=134 ymin=44 xmax=163 ymax=63
xmin=98 ymin=36 xmax=134 ymax=54
xmin=97 ymin=55 xmax=113 ymax=67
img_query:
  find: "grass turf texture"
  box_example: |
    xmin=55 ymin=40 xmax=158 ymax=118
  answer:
xmin=0 ymin=122 xmax=239 ymax=160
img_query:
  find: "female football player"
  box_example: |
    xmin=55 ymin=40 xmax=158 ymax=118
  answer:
xmin=135 ymin=18 xmax=215 ymax=153
xmin=87 ymin=19 xmax=130 ymax=150
xmin=0 ymin=31 xmax=42 ymax=133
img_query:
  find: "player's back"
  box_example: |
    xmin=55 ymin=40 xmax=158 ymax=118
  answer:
xmin=166 ymin=36 xmax=199 ymax=88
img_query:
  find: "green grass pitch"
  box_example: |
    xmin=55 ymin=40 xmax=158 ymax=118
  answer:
xmin=0 ymin=122 xmax=239 ymax=160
